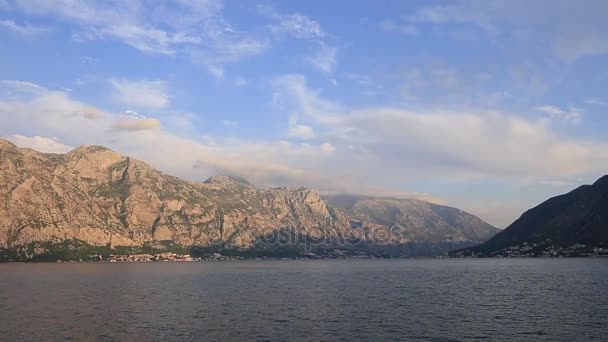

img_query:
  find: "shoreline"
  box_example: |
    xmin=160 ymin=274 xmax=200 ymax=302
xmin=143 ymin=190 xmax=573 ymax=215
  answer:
xmin=2 ymin=255 xmax=608 ymax=264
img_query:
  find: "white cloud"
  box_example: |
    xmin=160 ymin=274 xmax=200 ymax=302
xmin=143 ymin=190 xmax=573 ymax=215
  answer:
xmin=191 ymin=38 xmax=269 ymax=79
xmin=287 ymin=114 xmax=314 ymax=139
xmin=6 ymin=134 xmax=72 ymax=153
xmin=272 ymin=74 xmax=608 ymax=181
xmin=234 ymin=77 xmax=247 ymax=87
xmin=222 ymin=120 xmax=238 ymax=128
xmin=12 ymin=0 xmax=204 ymax=54
xmin=99 ymin=23 xmax=200 ymax=55
xmin=0 ymin=80 xmax=114 ymax=139
xmin=258 ymin=4 xmax=324 ymax=40
xmin=0 ymin=19 xmax=48 ymax=35
xmin=307 ymin=43 xmax=337 ymax=74
xmin=0 ymin=80 xmax=45 ymax=95
xmin=586 ymin=98 xmax=607 ymax=106
xmin=257 ymin=5 xmax=336 ymax=75
xmin=536 ymin=105 xmax=583 ymax=125
xmin=111 ymin=79 xmax=169 ymax=109
xmin=271 ymin=74 xmax=340 ymax=121
xmin=10 ymin=0 xmax=267 ymax=76
xmin=0 ymin=80 xmax=138 ymax=142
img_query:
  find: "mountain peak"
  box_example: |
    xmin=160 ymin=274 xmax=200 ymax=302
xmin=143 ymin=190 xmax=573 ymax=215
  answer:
xmin=65 ymin=144 xmax=125 ymax=162
xmin=69 ymin=144 xmax=114 ymax=154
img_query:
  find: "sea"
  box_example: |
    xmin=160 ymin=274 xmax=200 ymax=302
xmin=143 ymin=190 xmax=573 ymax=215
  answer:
xmin=1 ymin=258 xmax=607 ymax=341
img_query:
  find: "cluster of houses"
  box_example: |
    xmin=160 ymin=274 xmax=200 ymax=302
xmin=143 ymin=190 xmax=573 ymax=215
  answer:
xmin=100 ymin=252 xmax=196 ymax=262
xmin=486 ymin=243 xmax=608 ymax=257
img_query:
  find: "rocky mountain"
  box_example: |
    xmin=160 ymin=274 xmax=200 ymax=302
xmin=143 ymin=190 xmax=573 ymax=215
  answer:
xmin=0 ymin=139 xmax=498 ymax=260
xmin=452 ymin=175 xmax=608 ymax=257
xmin=325 ymin=194 xmax=500 ymax=255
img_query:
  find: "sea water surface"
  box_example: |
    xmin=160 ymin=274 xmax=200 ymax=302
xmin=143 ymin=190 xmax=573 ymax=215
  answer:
xmin=1 ymin=258 xmax=607 ymax=341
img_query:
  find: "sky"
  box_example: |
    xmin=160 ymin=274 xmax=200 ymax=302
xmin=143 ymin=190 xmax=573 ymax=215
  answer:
xmin=1 ymin=0 xmax=607 ymax=228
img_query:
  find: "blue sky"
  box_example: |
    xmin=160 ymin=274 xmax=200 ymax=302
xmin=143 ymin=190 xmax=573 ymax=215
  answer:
xmin=1 ymin=0 xmax=607 ymax=227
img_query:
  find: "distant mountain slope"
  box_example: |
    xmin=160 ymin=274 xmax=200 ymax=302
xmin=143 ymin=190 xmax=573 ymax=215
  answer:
xmin=325 ymin=195 xmax=499 ymax=254
xmin=0 ymin=139 xmax=498 ymax=260
xmin=452 ymin=175 xmax=608 ymax=257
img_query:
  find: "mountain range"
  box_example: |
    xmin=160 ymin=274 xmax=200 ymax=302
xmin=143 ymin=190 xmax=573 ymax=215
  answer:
xmin=452 ymin=175 xmax=608 ymax=257
xmin=0 ymin=139 xmax=499 ymax=261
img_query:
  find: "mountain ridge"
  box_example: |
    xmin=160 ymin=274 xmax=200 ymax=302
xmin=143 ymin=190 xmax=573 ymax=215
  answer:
xmin=325 ymin=195 xmax=498 ymax=243
xmin=0 ymin=139 xmax=498 ymax=260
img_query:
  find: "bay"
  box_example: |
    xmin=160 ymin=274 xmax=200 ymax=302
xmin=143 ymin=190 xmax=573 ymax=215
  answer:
xmin=1 ymin=259 xmax=607 ymax=341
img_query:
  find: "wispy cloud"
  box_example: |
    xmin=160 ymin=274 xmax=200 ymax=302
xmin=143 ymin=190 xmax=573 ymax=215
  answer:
xmin=0 ymin=19 xmax=48 ymax=35
xmin=258 ymin=4 xmax=324 ymax=39
xmin=380 ymin=19 xmax=417 ymax=35
xmin=258 ymin=4 xmax=337 ymax=74
xmin=271 ymin=74 xmax=340 ymax=121
xmin=110 ymin=79 xmax=169 ymax=110
xmin=234 ymin=77 xmax=247 ymax=87
xmin=191 ymin=38 xmax=269 ymax=79
xmin=586 ymin=98 xmax=607 ymax=106
xmin=536 ymin=105 xmax=583 ymax=125
xmin=306 ymin=43 xmax=337 ymax=74
xmin=402 ymin=0 xmax=608 ymax=62
xmin=12 ymin=0 xmax=205 ymax=54
xmin=10 ymin=0 xmax=267 ymax=76
xmin=222 ymin=120 xmax=238 ymax=128
xmin=0 ymin=80 xmax=46 ymax=99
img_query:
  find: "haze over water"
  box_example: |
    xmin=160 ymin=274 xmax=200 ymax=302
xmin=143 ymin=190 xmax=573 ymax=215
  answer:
xmin=1 ymin=259 xmax=607 ymax=341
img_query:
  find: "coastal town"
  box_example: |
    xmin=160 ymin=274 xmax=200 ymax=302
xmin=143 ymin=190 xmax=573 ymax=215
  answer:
xmin=101 ymin=252 xmax=196 ymax=262
xmin=452 ymin=241 xmax=608 ymax=258
xmin=49 ymin=243 xmax=608 ymax=262
xmin=51 ymin=249 xmax=395 ymax=263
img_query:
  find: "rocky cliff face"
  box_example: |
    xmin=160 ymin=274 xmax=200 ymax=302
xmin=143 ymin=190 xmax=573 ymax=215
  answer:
xmin=0 ymin=140 xmax=497 ymax=257
xmin=0 ymin=140 xmax=350 ymax=250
